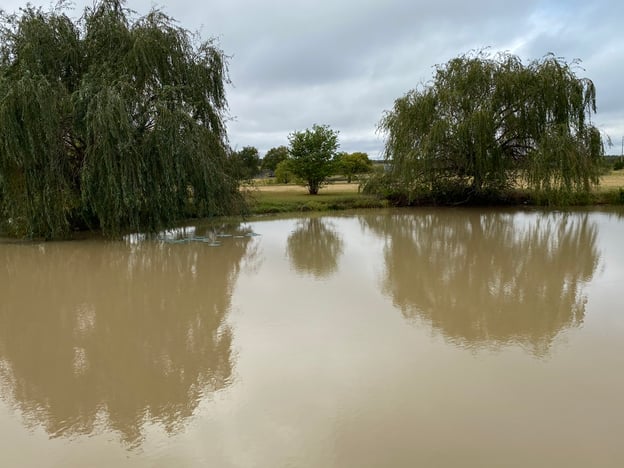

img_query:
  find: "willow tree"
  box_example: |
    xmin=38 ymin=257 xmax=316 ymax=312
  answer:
xmin=0 ymin=0 xmax=242 ymax=239
xmin=379 ymin=51 xmax=604 ymax=202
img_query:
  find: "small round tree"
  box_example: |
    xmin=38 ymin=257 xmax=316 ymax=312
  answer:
xmin=288 ymin=124 xmax=339 ymax=195
xmin=274 ymin=159 xmax=296 ymax=184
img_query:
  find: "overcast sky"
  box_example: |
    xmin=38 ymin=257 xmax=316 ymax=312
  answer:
xmin=3 ymin=0 xmax=623 ymax=157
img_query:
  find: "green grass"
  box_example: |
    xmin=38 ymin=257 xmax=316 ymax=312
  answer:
xmin=246 ymin=190 xmax=388 ymax=214
xmin=245 ymin=184 xmax=624 ymax=218
xmin=245 ymin=172 xmax=624 ymax=219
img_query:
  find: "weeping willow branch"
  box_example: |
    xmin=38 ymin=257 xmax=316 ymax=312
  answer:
xmin=378 ymin=51 xmax=604 ymax=202
xmin=0 ymin=0 xmax=241 ymax=239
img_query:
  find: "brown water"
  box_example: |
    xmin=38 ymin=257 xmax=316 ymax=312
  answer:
xmin=1 ymin=208 xmax=623 ymax=467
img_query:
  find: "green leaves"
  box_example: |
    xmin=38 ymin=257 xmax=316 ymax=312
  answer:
xmin=261 ymin=145 xmax=289 ymax=174
xmin=379 ymin=51 xmax=604 ymax=202
xmin=0 ymin=1 xmax=240 ymax=238
xmin=0 ymin=72 xmax=73 ymax=238
xmin=288 ymin=124 xmax=339 ymax=195
xmin=335 ymin=152 xmax=372 ymax=183
xmin=230 ymin=146 xmax=260 ymax=182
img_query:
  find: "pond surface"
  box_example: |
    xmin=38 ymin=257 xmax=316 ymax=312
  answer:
xmin=1 ymin=208 xmax=623 ymax=467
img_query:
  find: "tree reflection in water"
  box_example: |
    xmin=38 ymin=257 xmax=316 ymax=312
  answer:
xmin=287 ymin=217 xmax=344 ymax=278
xmin=362 ymin=210 xmax=599 ymax=356
xmin=0 ymin=225 xmax=256 ymax=446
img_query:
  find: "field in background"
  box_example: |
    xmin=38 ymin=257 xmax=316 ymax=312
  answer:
xmin=252 ymin=171 xmax=624 ymax=194
xmin=599 ymin=170 xmax=624 ymax=188
xmin=245 ymin=171 xmax=624 ymax=215
xmin=245 ymin=181 xmax=384 ymax=214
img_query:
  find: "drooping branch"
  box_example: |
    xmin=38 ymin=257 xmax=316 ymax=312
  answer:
xmin=377 ymin=51 xmax=604 ymax=201
xmin=0 ymin=0 xmax=242 ymax=239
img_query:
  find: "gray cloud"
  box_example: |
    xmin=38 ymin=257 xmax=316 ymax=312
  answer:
xmin=3 ymin=0 xmax=622 ymax=155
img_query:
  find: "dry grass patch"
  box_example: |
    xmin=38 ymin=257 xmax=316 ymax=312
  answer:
xmin=599 ymin=171 xmax=624 ymax=189
xmin=243 ymin=173 xmax=624 ymax=215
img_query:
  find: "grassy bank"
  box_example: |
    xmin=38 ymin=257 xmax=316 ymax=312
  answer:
xmin=246 ymin=171 xmax=624 ymax=216
xmin=245 ymin=183 xmax=387 ymax=214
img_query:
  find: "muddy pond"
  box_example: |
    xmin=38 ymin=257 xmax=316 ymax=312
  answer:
xmin=1 ymin=208 xmax=623 ymax=467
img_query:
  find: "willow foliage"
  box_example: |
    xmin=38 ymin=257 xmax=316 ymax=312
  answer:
xmin=379 ymin=51 xmax=604 ymax=202
xmin=0 ymin=0 xmax=241 ymax=238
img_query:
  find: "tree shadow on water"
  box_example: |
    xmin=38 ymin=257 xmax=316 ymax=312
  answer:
xmin=286 ymin=217 xmax=344 ymax=279
xmin=0 ymin=226 xmax=257 ymax=447
xmin=362 ymin=209 xmax=600 ymax=357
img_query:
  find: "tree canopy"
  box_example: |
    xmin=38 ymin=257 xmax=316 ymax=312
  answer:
xmin=0 ymin=0 xmax=242 ymax=239
xmin=274 ymin=158 xmax=296 ymax=184
xmin=230 ymin=146 xmax=260 ymax=181
xmin=335 ymin=151 xmax=373 ymax=183
xmin=261 ymin=145 xmax=289 ymax=175
xmin=378 ymin=51 xmax=604 ymax=203
xmin=288 ymin=124 xmax=339 ymax=195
